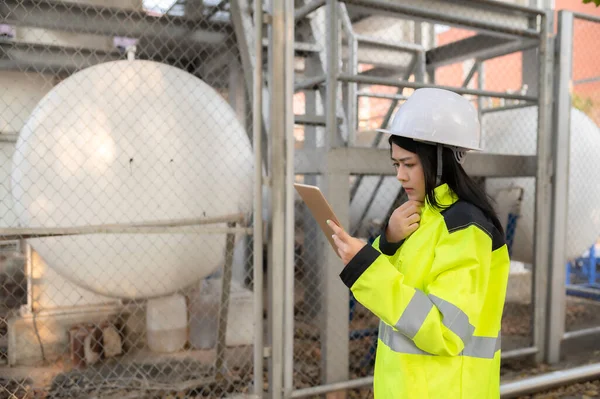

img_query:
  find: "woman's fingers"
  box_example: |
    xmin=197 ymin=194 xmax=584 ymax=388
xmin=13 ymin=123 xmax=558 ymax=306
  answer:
xmin=407 ymin=212 xmax=421 ymax=224
xmin=331 ymin=232 xmax=346 ymax=250
xmin=406 ymin=222 xmax=419 ymax=235
xmin=327 ymin=219 xmax=349 ymax=241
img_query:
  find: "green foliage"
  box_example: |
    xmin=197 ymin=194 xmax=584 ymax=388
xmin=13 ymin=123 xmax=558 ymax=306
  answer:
xmin=583 ymin=0 xmax=600 ymax=6
xmin=572 ymin=93 xmax=594 ymax=117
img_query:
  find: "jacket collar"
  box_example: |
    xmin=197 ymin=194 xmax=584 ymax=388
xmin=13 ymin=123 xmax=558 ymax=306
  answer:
xmin=430 ymin=183 xmax=457 ymax=208
xmin=421 ymin=183 xmax=458 ymax=221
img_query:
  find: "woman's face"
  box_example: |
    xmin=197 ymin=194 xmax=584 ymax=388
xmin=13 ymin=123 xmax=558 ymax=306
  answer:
xmin=391 ymin=143 xmax=426 ymax=202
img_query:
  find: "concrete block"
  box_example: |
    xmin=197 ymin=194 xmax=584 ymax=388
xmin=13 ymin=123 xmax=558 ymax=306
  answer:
xmin=505 ymin=261 xmax=532 ymax=305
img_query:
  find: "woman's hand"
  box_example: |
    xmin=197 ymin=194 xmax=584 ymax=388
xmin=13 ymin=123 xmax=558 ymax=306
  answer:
xmin=385 ymin=200 xmax=423 ymax=242
xmin=327 ymin=219 xmax=367 ymax=265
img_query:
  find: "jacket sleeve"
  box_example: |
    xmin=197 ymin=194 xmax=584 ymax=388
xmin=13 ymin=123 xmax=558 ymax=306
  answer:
xmin=371 ymin=219 xmax=405 ymax=257
xmin=340 ymin=224 xmax=492 ymax=357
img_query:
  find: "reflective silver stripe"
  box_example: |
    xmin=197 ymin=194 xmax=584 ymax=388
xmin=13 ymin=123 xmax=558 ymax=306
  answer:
xmin=429 ymin=294 xmax=476 ymax=344
xmin=379 ymin=321 xmax=501 ymax=359
xmin=380 ymin=321 xmax=429 ymax=356
xmin=495 ymin=332 xmax=502 ymax=352
xmin=394 ymin=290 xmax=475 ymax=345
xmin=461 ymin=336 xmax=499 ymax=359
xmin=394 ymin=289 xmax=433 ymax=339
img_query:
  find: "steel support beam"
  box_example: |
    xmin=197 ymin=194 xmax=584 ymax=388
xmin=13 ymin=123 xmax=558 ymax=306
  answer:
xmin=295 ymin=148 xmax=537 ymax=177
xmin=320 ymin=1 xmax=349 ymax=397
xmin=338 ymin=73 xmax=538 ymax=101
xmin=546 ymin=10 xmax=574 ymax=365
xmin=426 ymin=34 xmax=538 ymax=70
xmin=230 ymin=0 xmax=270 ymax=166
xmin=1 ymin=0 xmax=229 ymax=45
xmin=284 ymin=0 xmax=296 ymax=396
xmin=268 ymin=0 xmax=287 ymax=395
xmin=0 ymin=40 xmax=122 ymax=73
xmin=532 ymin=10 xmax=554 ymax=364
xmin=340 ymin=0 xmax=538 ymax=39
xmin=295 ymin=0 xmax=326 ymax=21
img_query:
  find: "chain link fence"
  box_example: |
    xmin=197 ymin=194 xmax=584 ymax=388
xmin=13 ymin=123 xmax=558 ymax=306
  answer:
xmin=561 ymin=11 xmax=600 ymax=339
xmin=6 ymin=0 xmax=600 ymax=397
xmin=291 ymin=0 xmax=549 ymax=397
xmin=1 ymin=1 xmax=262 ymax=398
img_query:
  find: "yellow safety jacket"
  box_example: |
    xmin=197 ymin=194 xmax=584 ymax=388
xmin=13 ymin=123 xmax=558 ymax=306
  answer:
xmin=340 ymin=184 xmax=510 ymax=399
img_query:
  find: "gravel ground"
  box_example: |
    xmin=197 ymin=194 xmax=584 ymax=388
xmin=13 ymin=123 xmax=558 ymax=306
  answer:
xmin=289 ymin=296 xmax=600 ymax=399
xmin=3 ymin=294 xmax=600 ymax=398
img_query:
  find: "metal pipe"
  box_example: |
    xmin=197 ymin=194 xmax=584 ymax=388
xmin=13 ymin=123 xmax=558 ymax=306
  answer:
xmin=458 ymin=0 xmax=546 ymax=16
xmin=546 ymin=16 xmax=576 ymax=363
xmin=337 ymin=73 xmax=539 ymax=102
xmin=294 ymin=0 xmax=326 ymax=21
xmin=1 ymin=0 xmax=228 ymax=45
xmin=291 ymin=377 xmax=374 ymax=398
xmin=354 ymin=34 xmax=425 ymax=53
xmin=252 ymin=0 xmax=264 ymax=394
xmin=532 ymin=9 xmax=553 ymax=364
xmin=0 ymin=41 xmax=123 ymax=74
xmin=574 ymin=76 xmax=600 ymax=85
xmin=564 ymin=326 xmax=600 ymax=340
xmin=320 ymin=0 xmax=351 ymax=389
xmin=413 ymin=24 xmax=426 ymax=83
xmin=566 ymin=284 xmax=600 ymax=296
xmin=500 ymin=362 xmax=600 ymax=398
xmin=22 ymin=243 xmax=33 ymax=316
xmin=285 ymin=345 xmax=539 ymax=398
xmin=283 ymin=0 xmax=295 ymax=395
xmin=480 ymin=102 xmax=534 ymax=114
xmin=356 ymin=91 xmax=409 ymax=101
xmin=294 ymin=114 xmax=326 ymax=126
xmin=294 ymin=75 xmax=326 ymax=92
xmin=474 ymin=40 xmax=539 ymax=63
xmin=339 ymin=0 xmax=540 ymax=38
xmin=326 ymin=0 xmax=340 ymax=148
xmin=268 ymin=0 xmax=287 ymax=395
xmin=341 ymin=3 xmax=357 ymax=146
xmin=0 ymin=133 xmax=18 ymax=143
xmin=215 ymin=227 xmax=236 ymax=378
xmin=573 ymin=11 xmax=600 ymax=24
xmin=20 ymin=302 xmax=126 ymax=318
xmin=547 ymin=6 xmax=573 ymax=361
xmin=501 ymin=346 xmax=538 ymax=359
xmin=476 ymin=62 xmax=485 ymax=118
xmin=0 ymin=215 xmax=248 ymax=241
xmin=462 ymin=62 xmax=478 ymax=88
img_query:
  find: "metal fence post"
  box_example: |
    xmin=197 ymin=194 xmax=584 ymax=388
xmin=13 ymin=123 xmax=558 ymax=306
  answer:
xmin=532 ymin=9 xmax=554 ymax=364
xmin=321 ymin=0 xmax=350 ymax=397
xmin=546 ymin=10 xmax=574 ymax=365
xmin=284 ymin=0 xmax=296 ymax=395
xmin=253 ymin=0 xmax=266 ymax=394
xmin=268 ymin=0 xmax=287 ymax=396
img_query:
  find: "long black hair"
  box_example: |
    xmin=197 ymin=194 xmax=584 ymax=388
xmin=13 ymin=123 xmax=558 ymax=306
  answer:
xmin=389 ymin=135 xmax=505 ymax=236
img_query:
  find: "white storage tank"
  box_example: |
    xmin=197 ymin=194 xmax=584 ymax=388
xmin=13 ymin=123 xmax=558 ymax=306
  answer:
xmin=482 ymin=106 xmax=600 ymax=264
xmin=11 ymin=59 xmax=254 ymax=299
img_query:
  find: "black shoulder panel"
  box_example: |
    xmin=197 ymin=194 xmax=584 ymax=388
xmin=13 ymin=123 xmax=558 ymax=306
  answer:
xmin=440 ymin=201 xmax=505 ymax=251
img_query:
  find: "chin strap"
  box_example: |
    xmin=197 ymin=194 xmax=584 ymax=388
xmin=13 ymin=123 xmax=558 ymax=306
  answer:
xmin=436 ymin=144 xmax=443 ymax=186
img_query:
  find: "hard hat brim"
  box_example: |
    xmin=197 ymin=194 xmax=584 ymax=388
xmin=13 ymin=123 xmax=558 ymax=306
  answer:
xmin=375 ymin=128 xmax=483 ymax=152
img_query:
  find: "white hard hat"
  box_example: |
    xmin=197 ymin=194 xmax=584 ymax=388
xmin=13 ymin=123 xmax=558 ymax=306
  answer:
xmin=377 ymin=88 xmax=482 ymax=152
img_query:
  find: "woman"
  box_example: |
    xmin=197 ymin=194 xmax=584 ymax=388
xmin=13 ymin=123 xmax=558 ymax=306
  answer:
xmin=328 ymin=88 xmax=510 ymax=398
